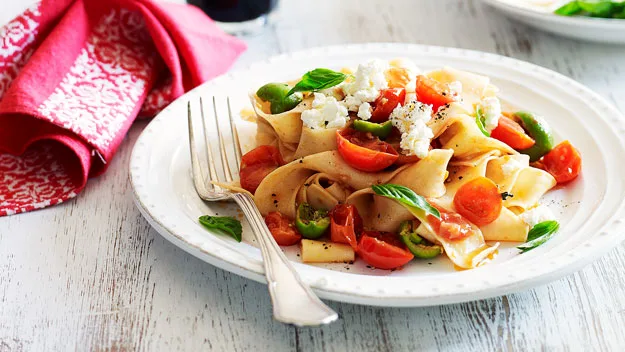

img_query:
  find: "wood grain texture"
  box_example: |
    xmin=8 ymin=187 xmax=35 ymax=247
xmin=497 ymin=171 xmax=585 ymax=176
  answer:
xmin=1 ymin=0 xmax=625 ymax=351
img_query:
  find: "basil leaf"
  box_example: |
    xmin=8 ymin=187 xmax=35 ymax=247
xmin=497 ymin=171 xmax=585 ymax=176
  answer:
xmin=199 ymin=215 xmax=243 ymax=242
xmin=371 ymin=184 xmax=441 ymax=219
xmin=517 ymin=220 xmax=560 ymax=253
xmin=287 ymin=68 xmax=348 ymax=96
xmin=475 ymin=106 xmax=490 ymax=137
xmin=555 ymin=1 xmax=582 ymax=16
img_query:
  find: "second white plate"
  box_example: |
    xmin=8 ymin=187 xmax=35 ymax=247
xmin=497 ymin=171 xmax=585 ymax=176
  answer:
xmin=483 ymin=0 xmax=625 ymax=44
xmin=130 ymin=43 xmax=625 ymax=307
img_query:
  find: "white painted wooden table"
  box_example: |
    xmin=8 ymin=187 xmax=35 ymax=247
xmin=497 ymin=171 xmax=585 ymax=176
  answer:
xmin=2 ymin=1 xmax=625 ymax=351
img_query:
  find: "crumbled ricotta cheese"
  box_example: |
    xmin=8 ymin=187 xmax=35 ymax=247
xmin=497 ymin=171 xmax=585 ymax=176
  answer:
xmin=342 ymin=60 xmax=389 ymax=97
xmin=390 ymin=101 xmax=433 ymax=133
xmin=399 ymin=121 xmax=433 ymax=158
xmin=501 ymin=158 xmax=525 ymax=176
xmin=341 ymin=60 xmax=389 ymax=114
xmin=480 ymin=97 xmax=502 ymax=132
xmin=301 ymin=92 xmax=349 ymax=130
xmin=390 ymin=101 xmax=434 ymax=158
xmin=357 ymin=102 xmax=372 ymax=120
xmin=448 ymin=81 xmax=463 ymax=99
xmin=520 ymin=205 xmax=555 ymax=228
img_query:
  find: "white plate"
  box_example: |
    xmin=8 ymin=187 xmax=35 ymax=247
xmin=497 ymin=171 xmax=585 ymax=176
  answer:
xmin=130 ymin=43 xmax=625 ymax=307
xmin=483 ymin=0 xmax=625 ymax=44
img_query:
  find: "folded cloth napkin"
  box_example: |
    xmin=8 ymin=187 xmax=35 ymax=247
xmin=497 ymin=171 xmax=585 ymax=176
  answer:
xmin=0 ymin=0 xmax=246 ymax=216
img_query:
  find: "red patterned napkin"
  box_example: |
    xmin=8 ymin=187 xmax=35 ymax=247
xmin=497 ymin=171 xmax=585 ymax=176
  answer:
xmin=0 ymin=0 xmax=246 ymax=216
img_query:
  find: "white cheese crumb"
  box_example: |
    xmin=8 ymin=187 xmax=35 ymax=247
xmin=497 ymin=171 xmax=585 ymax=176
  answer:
xmin=448 ymin=81 xmax=463 ymax=99
xmin=301 ymin=92 xmax=349 ymax=130
xmin=520 ymin=205 xmax=555 ymax=228
xmin=399 ymin=121 xmax=434 ymax=158
xmin=501 ymin=158 xmax=525 ymax=176
xmin=341 ymin=60 xmax=389 ymax=112
xmin=390 ymin=101 xmax=433 ymax=133
xmin=480 ymin=97 xmax=502 ymax=132
xmin=390 ymin=101 xmax=434 ymax=158
xmin=357 ymin=102 xmax=372 ymax=120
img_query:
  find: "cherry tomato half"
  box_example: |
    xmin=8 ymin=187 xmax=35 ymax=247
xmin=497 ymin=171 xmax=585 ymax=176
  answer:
xmin=363 ymin=230 xmax=405 ymax=248
xmin=329 ymin=204 xmax=363 ymax=250
xmin=239 ymin=145 xmax=285 ymax=194
xmin=427 ymin=205 xmax=477 ymax=241
xmin=370 ymin=88 xmax=406 ymax=123
xmin=490 ymin=116 xmax=535 ymax=150
xmin=453 ymin=177 xmax=503 ymax=226
xmin=415 ymin=75 xmax=454 ymax=112
xmin=357 ymin=234 xmax=414 ymax=270
xmin=265 ymin=211 xmax=301 ymax=246
xmin=542 ymin=140 xmax=582 ymax=184
xmin=336 ymin=128 xmax=399 ymax=172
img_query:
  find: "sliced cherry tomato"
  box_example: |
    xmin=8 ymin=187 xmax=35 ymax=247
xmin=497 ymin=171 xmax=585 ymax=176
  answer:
xmin=415 ymin=75 xmax=454 ymax=112
xmin=265 ymin=212 xmax=301 ymax=246
xmin=453 ymin=177 xmax=503 ymax=226
xmin=542 ymin=140 xmax=582 ymax=184
xmin=239 ymin=145 xmax=285 ymax=194
xmin=363 ymin=230 xmax=404 ymax=248
xmin=427 ymin=205 xmax=477 ymax=241
xmin=370 ymin=88 xmax=406 ymax=123
xmin=336 ymin=128 xmax=399 ymax=172
xmin=329 ymin=204 xmax=363 ymax=250
xmin=490 ymin=116 xmax=535 ymax=150
xmin=357 ymin=234 xmax=414 ymax=270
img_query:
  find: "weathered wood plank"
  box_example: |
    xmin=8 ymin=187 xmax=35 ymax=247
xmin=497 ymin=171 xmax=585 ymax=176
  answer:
xmin=1 ymin=0 xmax=624 ymax=351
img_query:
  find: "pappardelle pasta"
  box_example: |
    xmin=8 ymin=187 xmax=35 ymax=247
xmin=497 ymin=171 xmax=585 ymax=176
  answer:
xmin=229 ymin=59 xmax=581 ymax=270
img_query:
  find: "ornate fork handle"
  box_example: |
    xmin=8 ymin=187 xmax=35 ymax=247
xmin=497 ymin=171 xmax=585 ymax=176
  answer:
xmin=232 ymin=193 xmax=338 ymax=326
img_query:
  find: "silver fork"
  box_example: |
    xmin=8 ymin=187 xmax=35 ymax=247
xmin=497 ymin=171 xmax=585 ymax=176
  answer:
xmin=187 ymin=96 xmax=338 ymax=326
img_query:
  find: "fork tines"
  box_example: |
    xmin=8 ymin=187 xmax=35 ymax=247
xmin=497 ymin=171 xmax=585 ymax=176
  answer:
xmin=187 ymin=96 xmax=243 ymax=200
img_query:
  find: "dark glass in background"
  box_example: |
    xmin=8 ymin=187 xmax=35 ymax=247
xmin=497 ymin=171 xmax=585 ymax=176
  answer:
xmin=188 ymin=0 xmax=278 ymax=24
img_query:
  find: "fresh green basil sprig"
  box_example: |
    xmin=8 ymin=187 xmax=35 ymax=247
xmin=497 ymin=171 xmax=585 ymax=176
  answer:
xmin=371 ymin=184 xmax=441 ymax=219
xmin=198 ymin=215 xmax=243 ymax=242
xmin=517 ymin=220 xmax=560 ymax=253
xmin=287 ymin=68 xmax=349 ymax=96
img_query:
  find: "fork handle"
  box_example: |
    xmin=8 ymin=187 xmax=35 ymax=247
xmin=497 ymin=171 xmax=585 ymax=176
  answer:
xmin=232 ymin=193 xmax=338 ymax=326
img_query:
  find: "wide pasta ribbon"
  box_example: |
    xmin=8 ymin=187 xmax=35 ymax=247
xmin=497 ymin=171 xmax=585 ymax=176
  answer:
xmin=346 ymin=149 xmax=454 ymax=232
xmin=443 ymin=151 xmax=556 ymax=242
xmin=254 ymin=151 xmax=409 ymax=218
